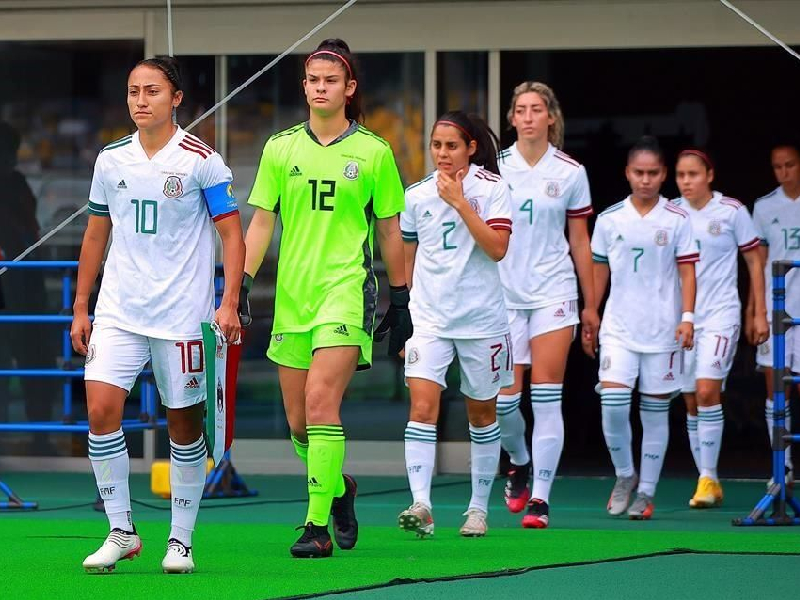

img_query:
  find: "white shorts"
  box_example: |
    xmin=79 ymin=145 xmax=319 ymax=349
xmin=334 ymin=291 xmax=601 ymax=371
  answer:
xmin=682 ymin=325 xmax=740 ymax=393
xmin=84 ymin=323 xmax=206 ymax=409
xmin=598 ymin=343 xmax=683 ymax=395
xmin=757 ymin=326 xmax=799 ymax=373
xmin=404 ymin=332 xmax=514 ymax=400
xmin=508 ymin=300 xmax=579 ymax=365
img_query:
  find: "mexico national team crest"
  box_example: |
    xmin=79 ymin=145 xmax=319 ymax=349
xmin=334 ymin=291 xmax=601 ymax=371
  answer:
xmin=545 ymin=181 xmax=561 ymax=198
xmin=708 ymin=220 xmax=722 ymax=236
xmin=163 ymin=175 xmax=184 ymax=198
xmin=407 ymin=347 xmax=420 ymax=365
xmin=467 ymin=197 xmax=481 ymax=213
xmin=343 ymin=161 xmax=359 ymax=180
xmin=654 ymin=229 xmax=669 ymax=246
xmin=85 ymin=344 xmax=96 ymax=365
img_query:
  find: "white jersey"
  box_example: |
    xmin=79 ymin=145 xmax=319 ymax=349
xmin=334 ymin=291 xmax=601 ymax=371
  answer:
xmin=88 ymin=127 xmax=237 ymax=339
xmin=673 ymin=192 xmax=760 ymax=328
xmin=591 ymin=196 xmax=698 ymax=353
xmin=753 ymin=186 xmax=800 ymax=321
xmin=497 ymin=142 xmax=592 ymax=309
xmin=400 ymin=164 xmax=512 ymax=339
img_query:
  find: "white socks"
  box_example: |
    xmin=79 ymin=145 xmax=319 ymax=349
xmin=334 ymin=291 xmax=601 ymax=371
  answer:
xmin=169 ymin=436 xmax=207 ymax=547
xmin=687 ymin=414 xmax=700 ymax=475
xmin=600 ymin=388 xmax=634 ymax=478
xmin=638 ymin=395 xmax=670 ymax=496
xmin=404 ymin=421 xmax=437 ymax=508
xmin=697 ymin=405 xmax=724 ymax=481
xmin=530 ymin=384 xmax=564 ymax=502
xmin=496 ymin=392 xmax=530 ymax=466
xmin=89 ymin=428 xmax=132 ymax=532
xmin=468 ymin=422 xmax=501 ymax=513
xmin=766 ymin=398 xmax=793 ymax=470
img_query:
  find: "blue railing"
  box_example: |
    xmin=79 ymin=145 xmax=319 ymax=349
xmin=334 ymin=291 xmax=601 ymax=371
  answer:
xmin=735 ymin=260 xmax=800 ymax=526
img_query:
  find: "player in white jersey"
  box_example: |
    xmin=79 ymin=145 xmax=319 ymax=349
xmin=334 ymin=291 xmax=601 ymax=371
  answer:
xmin=673 ymin=149 xmax=768 ymax=508
xmin=70 ymin=57 xmax=245 ymax=574
xmin=747 ymin=143 xmax=800 ymax=481
xmin=589 ymin=136 xmax=697 ymax=520
xmin=398 ymin=111 xmax=513 ymax=538
xmin=495 ymin=82 xmax=598 ymax=528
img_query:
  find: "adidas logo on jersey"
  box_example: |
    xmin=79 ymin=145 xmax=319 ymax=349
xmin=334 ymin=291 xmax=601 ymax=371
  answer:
xmin=663 ymin=372 xmax=674 ymax=381
xmin=422 ymin=210 xmax=433 ymax=219
xmin=289 ymin=165 xmax=302 ymax=177
xmin=333 ymin=324 xmax=350 ymax=336
xmin=184 ymin=377 xmax=200 ymax=389
xmin=553 ymin=307 xmax=566 ymax=318
xmin=616 ymin=234 xmax=624 ymax=241
xmin=772 ymin=217 xmax=780 ymax=225
xmin=117 ymin=180 xmax=127 ymax=189
xmin=711 ymin=360 xmax=722 ymax=370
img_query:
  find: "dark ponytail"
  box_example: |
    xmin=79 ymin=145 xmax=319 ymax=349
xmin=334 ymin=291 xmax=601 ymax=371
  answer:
xmin=135 ymin=55 xmax=183 ymax=94
xmin=628 ymin=135 xmax=665 ymax=166
xmin=305 ymin=38 xmax=363 ymax=123
xmin=434 ymin=111 xmax=501 ymax=175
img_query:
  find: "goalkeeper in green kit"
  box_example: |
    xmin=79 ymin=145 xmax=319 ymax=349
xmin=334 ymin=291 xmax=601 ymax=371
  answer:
xmin=242 ymin=39 xmax=412 ymax=558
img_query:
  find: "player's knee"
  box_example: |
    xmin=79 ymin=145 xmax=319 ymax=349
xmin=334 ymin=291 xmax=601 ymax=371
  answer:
xmin=87 ymin=401 xmax=120 ymax=433
xmin=304 ymin=383 xmax=337 ymax=423
xmin=466 ymin=400 xmax=496 ymax=427
xmin=695 ymin=384 xmax=719 ymax=407
xmin=409 ymin=398 xmax=437 ymax=424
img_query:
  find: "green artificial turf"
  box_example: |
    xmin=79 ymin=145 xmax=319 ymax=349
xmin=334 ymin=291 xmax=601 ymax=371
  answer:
xmin=1 ymin=474 xmax=798 ymax=600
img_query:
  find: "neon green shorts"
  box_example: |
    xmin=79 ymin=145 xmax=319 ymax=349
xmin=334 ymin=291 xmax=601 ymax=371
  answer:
xmin=266 ymin=323 xmax=372 ymax=370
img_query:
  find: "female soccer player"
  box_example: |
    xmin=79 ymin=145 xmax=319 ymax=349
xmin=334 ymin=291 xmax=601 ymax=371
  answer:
xmin=243 ymin=39 xmax=411 ymax=558
xmin=397 ymin=111 xmax=513 ymax=538
xmin=71 ymin=56 xmax=245 ymax=574
xmin=673 ymin=149 xmax=767 ymax=508
xmin=589 ymin=136 xmax=697 ymax=520
xmin=748 ymin=143 xmax=800 ymax=482
xmin=495 ymin=81 xmax=598 ymax=528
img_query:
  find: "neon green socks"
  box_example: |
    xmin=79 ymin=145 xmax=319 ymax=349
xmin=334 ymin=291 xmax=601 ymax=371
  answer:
xmin=305 ymin=424 xmax=346 ymax=526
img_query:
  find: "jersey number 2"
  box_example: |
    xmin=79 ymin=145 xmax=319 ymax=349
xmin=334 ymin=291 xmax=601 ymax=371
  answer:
xmin=309 ymin=179 xmax=335 ymax=211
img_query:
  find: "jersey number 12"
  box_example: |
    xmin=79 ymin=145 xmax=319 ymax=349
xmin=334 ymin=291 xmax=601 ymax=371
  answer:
xmin=309 ymin=179 xmax=335 ymax=211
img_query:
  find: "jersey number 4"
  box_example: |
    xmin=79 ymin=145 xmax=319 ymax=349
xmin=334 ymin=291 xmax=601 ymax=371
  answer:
xmin=309 ymin=179 xmax=335 ymax=211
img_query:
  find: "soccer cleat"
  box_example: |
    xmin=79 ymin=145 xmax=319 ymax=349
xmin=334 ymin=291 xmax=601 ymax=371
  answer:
xmin=290 ymin=522 xmax=333 ymax=558
xmin=689 ymin=476 xmax=723 ymax=508
xmin=82 ymin=527 xmax=142 ymax=574
xmin=607 ymin=473 xmax=638 ymax=516
xmin=627 ymin=492 xmax=655 ymax=520
xmin=460 ymin=508 xmax=488 ymax=537
xmin=521 ymin=498 xmax=549 ymax=529
xmin=161 ymin=538 xmax=194 ymax=574
xmin=504 ymin=462 xmax=531 ymax=513
xmin=330 ymin=474 xmax=358 ymax=550
xmin=398 ymin=502 xmax=435 ymax=538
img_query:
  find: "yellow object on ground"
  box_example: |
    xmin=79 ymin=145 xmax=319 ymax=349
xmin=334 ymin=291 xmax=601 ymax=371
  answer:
xmin=151 ymin=458 xmax=214 ymax=498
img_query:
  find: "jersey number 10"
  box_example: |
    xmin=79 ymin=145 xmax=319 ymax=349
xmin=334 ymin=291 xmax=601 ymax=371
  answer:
xmin=130 ymin=199 xmax=158 ymax=234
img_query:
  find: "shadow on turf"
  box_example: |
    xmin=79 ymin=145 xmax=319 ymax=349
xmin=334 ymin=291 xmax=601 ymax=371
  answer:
xmin=276 ymin=549 xmax=800 ymax=600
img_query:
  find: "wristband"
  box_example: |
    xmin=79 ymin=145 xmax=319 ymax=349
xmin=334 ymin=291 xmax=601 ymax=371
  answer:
xmin=242 ymin=272 xmax=254 ymax=292
xmin=389 ymin=284 xmax=410 ymax=307
xmin=681 ymin=311 xmax=694 ymax=324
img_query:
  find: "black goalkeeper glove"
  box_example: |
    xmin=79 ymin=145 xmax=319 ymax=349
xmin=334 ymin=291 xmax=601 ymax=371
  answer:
xmin=238 ymin=273 xmax=253 ymax=328
xmin=374 ymin=284 xmax=413 ymax=357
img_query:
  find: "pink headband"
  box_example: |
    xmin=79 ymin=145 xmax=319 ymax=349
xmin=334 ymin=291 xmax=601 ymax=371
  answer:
xmin=679 ymin=149 xmax=714 ymax=170
xmin=436 ymin=120 xmax=473 ymax=141
xmin=305 ymin=50 xmax=353 ymax=80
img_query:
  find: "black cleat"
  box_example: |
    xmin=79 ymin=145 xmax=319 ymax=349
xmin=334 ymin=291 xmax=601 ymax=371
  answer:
xmin=331 ymin=474 xmax=359 ymax=550
xmin=504 ymin=462 xmax=531 ymax=513
xmin=290 ymin=522 xmax=333 ymax=558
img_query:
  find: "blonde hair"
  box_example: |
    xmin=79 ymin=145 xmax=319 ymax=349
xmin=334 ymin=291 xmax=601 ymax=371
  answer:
xmin=506 ymin=81 xmax=565 ymax=150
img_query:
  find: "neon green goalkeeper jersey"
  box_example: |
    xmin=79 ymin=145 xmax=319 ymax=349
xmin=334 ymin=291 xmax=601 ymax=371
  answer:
xmin=249 ymin=120 xmax=405 ymax=335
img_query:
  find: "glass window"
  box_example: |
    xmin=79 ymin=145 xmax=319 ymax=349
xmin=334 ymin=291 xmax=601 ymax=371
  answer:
xmin=437 ymin=52 xmax=488 ymax=118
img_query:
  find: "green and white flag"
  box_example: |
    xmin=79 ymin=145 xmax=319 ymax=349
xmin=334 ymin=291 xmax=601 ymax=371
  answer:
xmin=202 ymin=322 xmax=242 ymax=464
